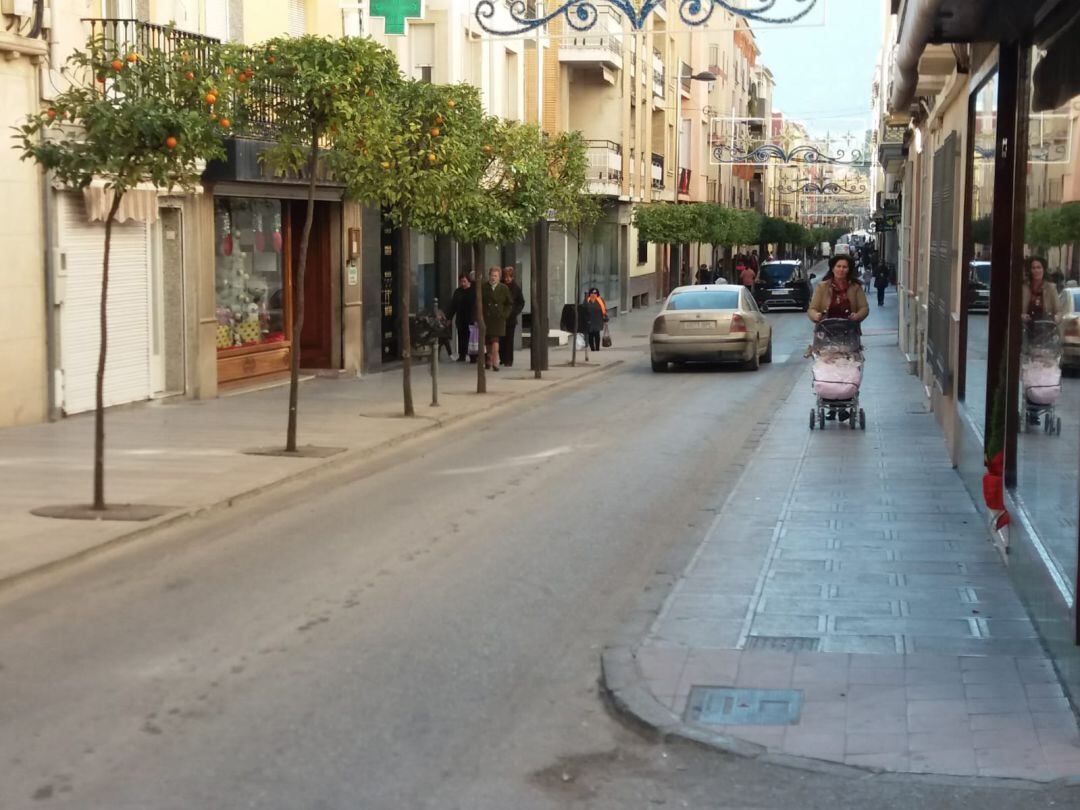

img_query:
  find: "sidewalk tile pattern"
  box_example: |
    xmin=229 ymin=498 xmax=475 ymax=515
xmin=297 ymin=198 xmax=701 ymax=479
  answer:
xmin=637 ymin=318 xmax=1080 ymax=781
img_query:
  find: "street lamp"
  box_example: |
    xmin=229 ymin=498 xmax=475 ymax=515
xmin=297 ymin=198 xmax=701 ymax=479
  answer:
xmin=671 ymin=66 xmax=715 ymax=289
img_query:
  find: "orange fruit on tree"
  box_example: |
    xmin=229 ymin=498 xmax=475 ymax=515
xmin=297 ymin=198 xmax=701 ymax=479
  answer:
xmin=447 ymin=99 xmax=456 ymax=108
xmin=126 ymin=52 xmax=139 ymax=63
xmin=482 ymin=144 xmax=492 ymax=153
xmin=266 ymin=55 xmax=276 ymax=64
xmin=111 ymin=59 xmax=123 ymax=72
xmin=185 ymin=71 xmax=195 ymax=80
xmin=165 ymin=136 xmax=178 ymax=149
xmin=219 ymin=118 xmax=231 ymax=129
xmin=429 ymin=127 xmax=440 ymax=137
xmin=205 ymin=92 xmax=217 ymax=105
xmin=427 ymin=152 xmax=437 ymax=163
xmin=434 ymin=114 xmax=444 ymax=125
xmin=45 ymin=108 xmax=57 ymax=119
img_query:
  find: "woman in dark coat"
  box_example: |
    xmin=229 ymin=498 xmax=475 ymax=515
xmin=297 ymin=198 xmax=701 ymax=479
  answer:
xmin=446 ymin=273 xmax=475 ymax=361
xmin=583 ymin=288 xmax=605 ymax=352
xmin=481 ymin=266 xmax=513 ymax=371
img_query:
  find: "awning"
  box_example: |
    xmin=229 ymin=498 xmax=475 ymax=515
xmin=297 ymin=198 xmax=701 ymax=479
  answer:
xmin=1033 ymin=11 xmax=1080 ymax=112
xmin=888 ymin=0 xmax=947 ymax=114
xmin=81 ymin=182 xmax=161 ymax=224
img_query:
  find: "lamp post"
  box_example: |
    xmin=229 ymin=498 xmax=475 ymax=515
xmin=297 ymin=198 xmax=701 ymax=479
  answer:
xmin=670 ymin=65 xmax=715 ymax=289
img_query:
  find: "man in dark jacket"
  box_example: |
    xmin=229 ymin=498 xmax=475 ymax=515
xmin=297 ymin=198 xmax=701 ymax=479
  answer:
xmin=446 ymin=273 xmax=475 ymax=361
xmin=874 ymin=265 xmax=890 ymax=307
xmin=500 ymin=266 xmax=526 ymax=368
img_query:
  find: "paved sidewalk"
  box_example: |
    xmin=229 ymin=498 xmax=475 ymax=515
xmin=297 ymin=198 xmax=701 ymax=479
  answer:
xmin=605 ymin=295 xmax=1080 ymax=782
xmin=0 ymin=308 xmax=651 ymax=586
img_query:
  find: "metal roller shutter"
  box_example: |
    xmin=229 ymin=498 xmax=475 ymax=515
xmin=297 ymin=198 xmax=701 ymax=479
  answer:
xmin=58 ymin=192 xmax=152 ymax=415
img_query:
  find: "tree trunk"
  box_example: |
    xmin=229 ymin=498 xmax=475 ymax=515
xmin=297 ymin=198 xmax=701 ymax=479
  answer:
xmin=572 ymin=225 xmax=582 ymax=366
xmin=92 ymin=192 xmax=124 ymax=510
xmin=399 ymin=222 xmax=415 ymax=416
xmin=473 ymin=243 xmax=486 ymax=394
xmin=286 ymin=129 xmax=320 ymax=453
xmin=530 ymin=221 xmax=541 ymax=379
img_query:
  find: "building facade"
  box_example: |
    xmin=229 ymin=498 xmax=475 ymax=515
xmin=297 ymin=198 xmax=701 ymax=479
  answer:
xmin=879 ymin=0 xmax=1080 ymax=707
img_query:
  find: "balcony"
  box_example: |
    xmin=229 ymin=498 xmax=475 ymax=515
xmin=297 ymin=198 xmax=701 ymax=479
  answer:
xmin=651 ymin=153 xmax=664 ymax=190
xmin=558 ymin=12 xmax=623 ymax=72
xmin=83 ymin=18 xmax=219 ymax=64
xmin=585 ymin=140 xmax=622 ymax=196
xmin=652 ymin=53 xmax=665 ymax=108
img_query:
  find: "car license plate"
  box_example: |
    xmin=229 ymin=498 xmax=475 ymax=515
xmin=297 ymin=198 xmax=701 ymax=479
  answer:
xmin=684 ymin=321 xmax=715 ymax=330
xmin=770 ymin=289 xmax=788 ymax=295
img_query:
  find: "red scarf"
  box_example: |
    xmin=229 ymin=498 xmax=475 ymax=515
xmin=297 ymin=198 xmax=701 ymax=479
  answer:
xmin=1028 ymin=281 xmax=1045 ymax=318
xmin=826 ymin=280 xmax=852 ymax=319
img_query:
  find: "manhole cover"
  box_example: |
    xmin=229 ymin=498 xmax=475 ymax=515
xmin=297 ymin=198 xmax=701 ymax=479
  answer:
xmin=745 ymin=635 xmax=820 ymax=652
xmin=685 ymin=687 xmax=804 ymax=726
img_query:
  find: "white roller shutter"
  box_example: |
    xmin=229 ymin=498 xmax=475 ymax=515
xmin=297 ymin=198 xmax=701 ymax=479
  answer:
xmin=288 ymin=0 xmax=307 ymax=36
xmin=58 ymin=193 xmax=152 ymax=415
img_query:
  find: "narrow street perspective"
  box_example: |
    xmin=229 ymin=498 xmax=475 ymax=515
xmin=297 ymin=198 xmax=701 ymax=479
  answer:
xmin=2 ymin=1 xmax=1080 ymax=809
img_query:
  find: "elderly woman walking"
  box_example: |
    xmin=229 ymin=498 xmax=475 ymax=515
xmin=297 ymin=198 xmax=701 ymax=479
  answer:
xmin=482 ymin=266 xmax=513 ymax=371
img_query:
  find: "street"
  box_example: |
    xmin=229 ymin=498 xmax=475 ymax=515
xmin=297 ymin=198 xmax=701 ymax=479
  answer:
xmin=1 ymin=296 xmax=1075 ymax=809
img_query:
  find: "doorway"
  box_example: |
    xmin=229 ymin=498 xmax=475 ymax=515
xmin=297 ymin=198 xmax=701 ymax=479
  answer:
xmin=292 ymin=200 xmax=335 ymax=370
xmin=151 ymin=207 xmax=186 ymax=397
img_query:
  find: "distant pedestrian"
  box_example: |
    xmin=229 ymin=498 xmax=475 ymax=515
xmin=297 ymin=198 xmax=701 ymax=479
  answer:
xmin=500 ymin=266 xmax=526 ymax=368
xmin=482 ymin=266 xmax=512 ymax=371
xmin=874 ymin=266 xmax=889 ymax=307
xmin=446 ymin=273 xmax=475 ymax=362
xmin=739 ymin=260 xmax=756 ymax=288
xmin=696 ymin=264 xmax=711 ymax=285
xmin=583 ymin=288 xmax=605 ymax=352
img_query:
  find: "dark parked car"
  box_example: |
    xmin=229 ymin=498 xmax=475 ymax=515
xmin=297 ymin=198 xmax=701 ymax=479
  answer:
xmin=753 ymin=260 xmax=814 ymax=312
xmin=968 ymin=261 xmax=991 ymax=312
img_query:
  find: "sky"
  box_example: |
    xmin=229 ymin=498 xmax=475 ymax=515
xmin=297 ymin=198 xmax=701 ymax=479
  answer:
xmin=752 ymin=0 xmax=884 ymax=140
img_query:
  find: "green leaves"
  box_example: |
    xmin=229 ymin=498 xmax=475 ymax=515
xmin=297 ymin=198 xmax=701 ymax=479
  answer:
xmin=14 ymin=28 xmax=240 ymax=194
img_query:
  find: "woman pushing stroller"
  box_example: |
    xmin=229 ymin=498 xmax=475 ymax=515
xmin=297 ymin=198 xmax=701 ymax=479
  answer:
xmin=808 ymin=255 xmax=870 ymax=326
xmin=807 ymin=255 xmax=870 ymax=428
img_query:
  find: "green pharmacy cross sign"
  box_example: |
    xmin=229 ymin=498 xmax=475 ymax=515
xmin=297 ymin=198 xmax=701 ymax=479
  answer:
xmin=371 ymin=0 xmax=424 ymax=35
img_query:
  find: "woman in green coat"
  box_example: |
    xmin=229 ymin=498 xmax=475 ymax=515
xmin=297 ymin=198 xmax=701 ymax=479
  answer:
xmin=482 ymin=266 xmax=513 ymax=371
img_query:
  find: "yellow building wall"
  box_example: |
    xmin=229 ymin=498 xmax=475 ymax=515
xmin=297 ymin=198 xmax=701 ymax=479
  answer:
xmin=0 ymin=55 xmax=47 ymax=426
xmin=241 ymin=0 xmax=291 ymax=43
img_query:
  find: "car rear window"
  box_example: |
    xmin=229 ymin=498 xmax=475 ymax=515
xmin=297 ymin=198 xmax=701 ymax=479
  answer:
xmin=760 ymin=264 xmax=796 ymax=284
xmin=667 ymin=291 xmax=740 ymax=310
xmin=972 ymin=264 xmax=991 ymax=285
xmin=1072 ymin=290 xmax=1080 ymax=310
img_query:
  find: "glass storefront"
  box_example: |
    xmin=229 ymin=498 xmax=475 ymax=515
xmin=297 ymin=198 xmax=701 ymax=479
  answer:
xmin=962 ymin=72 xmax=997 ymax=432
xmin=580 ymin=220 xmax=619 ymax=305
xmin=1014 ymin=45 xmax=1080 ymax=585
xmin=214 ymin=198 xmax=287 ymax=353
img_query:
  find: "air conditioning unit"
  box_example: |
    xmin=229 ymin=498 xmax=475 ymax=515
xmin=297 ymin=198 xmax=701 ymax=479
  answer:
xmin=1 ymin=0 xmax=34 ymax=16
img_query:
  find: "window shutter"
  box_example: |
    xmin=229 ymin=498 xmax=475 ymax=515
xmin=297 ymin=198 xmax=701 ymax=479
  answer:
xmin=288 ymin=0 xmax=307 ymax=36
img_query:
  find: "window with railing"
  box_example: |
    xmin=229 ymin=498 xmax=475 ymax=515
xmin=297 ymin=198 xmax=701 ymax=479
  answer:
xmin=651 ymin=153 xmax=664 ymax=189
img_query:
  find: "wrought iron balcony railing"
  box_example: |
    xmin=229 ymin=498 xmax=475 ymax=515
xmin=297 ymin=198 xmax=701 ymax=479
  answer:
xmin=82 ymin=18 xmax=219 ymax=62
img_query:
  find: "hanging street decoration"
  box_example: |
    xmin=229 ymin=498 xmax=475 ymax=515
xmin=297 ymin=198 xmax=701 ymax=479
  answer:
xmin=776 ymin=177 xmax=869 ymax=196
xmin=371 ymin=0 xmax=425 ymax=35
xmin=711 ymin=142 xmax=869 ymax=167
xmin=474 ymin=0 xmax=818 ymax=36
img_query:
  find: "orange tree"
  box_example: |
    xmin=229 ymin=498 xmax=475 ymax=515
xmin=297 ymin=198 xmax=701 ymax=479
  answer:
xmin=237 ymin=35 xmax=399 ymax=448
xmin=448 ymin=118 xmax=550 ymax=393
xmin=14 ymin=30 xmax=238 ymax=512
xmin=338 ymin=81 xmax=484 ymax=416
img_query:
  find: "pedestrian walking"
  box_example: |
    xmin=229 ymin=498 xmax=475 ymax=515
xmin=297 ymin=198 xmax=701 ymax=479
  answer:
xmin=808 ymin=255 xmax=869 ymax=325
xmin=696 ymin=264 xmax=711 ymax=285
xmin=874 ymin=265 xmax=890 ymax=307
xmin=446 ymin=273 xmax=475 ymax=361
xmin=583 ymin=288 xmax=605 ymax=352
xmin=1022 ymin=256 xmax=1060 ymax=322
xmin=481 ymin=266 xmax=513 ymax=371
xmin=499 ymin=266 xmax=526 ymax=368
xmin=738 ymin=259 xmax=756 ymax=289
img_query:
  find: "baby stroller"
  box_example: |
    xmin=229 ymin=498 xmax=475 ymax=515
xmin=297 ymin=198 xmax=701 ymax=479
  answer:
xmin=1021 ymin=319 xmax=1062 ymax=436
xmin=809 ymin=318 xmax=866 ymax=430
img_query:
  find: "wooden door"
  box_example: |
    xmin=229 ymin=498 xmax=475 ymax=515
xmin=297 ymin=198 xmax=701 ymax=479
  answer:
xmin=294 ymin=200 xmax=334 ymax=370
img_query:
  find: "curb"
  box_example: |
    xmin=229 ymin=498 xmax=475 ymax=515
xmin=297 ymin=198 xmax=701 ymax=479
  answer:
xmin=2 ymin=359 xmax=624 ymax=593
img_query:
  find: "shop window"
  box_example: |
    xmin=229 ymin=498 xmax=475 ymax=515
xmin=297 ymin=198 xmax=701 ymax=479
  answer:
xmin=1014 ymin=42 xmax=1080 ymax=585
xmin=961 ymin=71 xmax=997 ymax=432
xmin=214 ymin=198 xmax=287 ymax=353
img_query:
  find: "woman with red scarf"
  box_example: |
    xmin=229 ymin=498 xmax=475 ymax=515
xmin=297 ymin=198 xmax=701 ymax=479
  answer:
xmin=1021 ymin=256 xmax=1060 ymax=322
xmin=808 ymin=255 xmax=869 ymax=325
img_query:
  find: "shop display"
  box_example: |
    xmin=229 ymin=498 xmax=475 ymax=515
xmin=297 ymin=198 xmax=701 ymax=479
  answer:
xmin=214 ymin=198 xmax=287 ymax=351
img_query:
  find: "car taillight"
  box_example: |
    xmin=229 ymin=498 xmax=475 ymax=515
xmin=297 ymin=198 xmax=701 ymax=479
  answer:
xmin=652 ymin=315 xmax=668 ymax=334
xmin=730 ymin=314 xmax=747 ymax=333
xmin=1065 ymin=319 xmax=1080 ymax=337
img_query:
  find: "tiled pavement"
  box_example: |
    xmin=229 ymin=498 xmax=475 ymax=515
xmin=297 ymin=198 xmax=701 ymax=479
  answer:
xmin=632 ymin=302 xmax=1080 ymax=781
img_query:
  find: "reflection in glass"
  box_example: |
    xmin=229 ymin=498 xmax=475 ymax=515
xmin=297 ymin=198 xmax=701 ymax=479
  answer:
xmin=962 ymin=73 xmax=997 ymax=430
xmin=1015 ymin=46 xmax=1079 ymax=584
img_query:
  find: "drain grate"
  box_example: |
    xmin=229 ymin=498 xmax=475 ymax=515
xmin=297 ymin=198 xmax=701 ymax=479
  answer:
xmin=745 ymin=635 xmax=820 ymax=652
xmin=685 ymin=687 xmax=804 ymax=726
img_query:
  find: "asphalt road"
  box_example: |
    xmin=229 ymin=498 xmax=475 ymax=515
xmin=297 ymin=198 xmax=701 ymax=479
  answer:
xmin=1 ymin=304 xmax=1075 ymax=809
